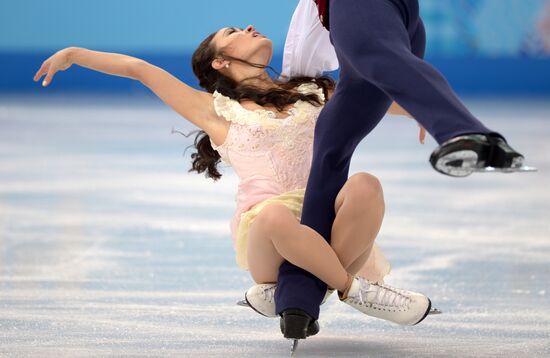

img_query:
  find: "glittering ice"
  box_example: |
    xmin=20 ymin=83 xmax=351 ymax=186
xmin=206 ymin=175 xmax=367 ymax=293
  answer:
xmin=0 ymin=94 xmax=549 ymax=357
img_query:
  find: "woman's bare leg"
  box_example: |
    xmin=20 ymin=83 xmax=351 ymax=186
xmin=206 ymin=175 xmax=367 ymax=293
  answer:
xmin=246 ymin=172 xmax=384 ymax=291
xmin=247 ymin=203 xmax=350 ymax=292
xmin=346 ymin=250 xmax=372 ymax=277
xmin=330 ymin=172 xmax=385 ymax=275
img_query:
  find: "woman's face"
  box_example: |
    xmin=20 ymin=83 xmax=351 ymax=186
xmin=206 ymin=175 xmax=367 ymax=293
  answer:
xmin=211 ymin=25 xmax=273 ymax=68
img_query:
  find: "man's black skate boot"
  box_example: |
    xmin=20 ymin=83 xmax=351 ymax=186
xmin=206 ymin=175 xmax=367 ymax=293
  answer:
xmin=429 ymin=133 xmax=525 ymax=177
xmin=279 ymin=309 xmax=319 ymax=339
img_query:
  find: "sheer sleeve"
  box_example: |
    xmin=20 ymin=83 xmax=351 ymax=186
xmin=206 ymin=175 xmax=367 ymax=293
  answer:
xmin=280 ymin=0 xmax=339 ymax=79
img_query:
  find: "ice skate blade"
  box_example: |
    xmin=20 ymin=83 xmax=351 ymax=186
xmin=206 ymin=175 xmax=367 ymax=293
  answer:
xmin=473 ymin=165 xmax=538 ymax=173
xmin=429 ymin=307 xmax=443 ymax=315
xmin=289 ymin=339 xmax=299 ymax=357
xmin=237 ymin=297 xmax=277 ymax=318
xmin=236 ymin=299 xmax=249 ymax=307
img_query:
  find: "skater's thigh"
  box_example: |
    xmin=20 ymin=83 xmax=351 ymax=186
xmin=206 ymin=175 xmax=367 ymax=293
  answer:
xmin=330 ymin=0 xmax=411 ymax=56
xmin=246 ymin=204 xmax=294 ymax=284
xmin=330 ymin=0 xmax=424 ymax=87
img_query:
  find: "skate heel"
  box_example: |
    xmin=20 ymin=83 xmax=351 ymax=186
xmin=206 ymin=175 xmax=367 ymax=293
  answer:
xmin=280 ymin=309 xmax=314 ymax=339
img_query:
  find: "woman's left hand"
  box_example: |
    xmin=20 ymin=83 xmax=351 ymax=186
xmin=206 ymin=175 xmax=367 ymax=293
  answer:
xmin=33 ymin=47 xmax=74 ymax=87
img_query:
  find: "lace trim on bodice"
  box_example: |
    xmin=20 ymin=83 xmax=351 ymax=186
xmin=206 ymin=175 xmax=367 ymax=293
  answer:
xmin=209 ymin=82 xmax=325 ymax=172
xmin=211 ymin=82 xmax=325 ymax=130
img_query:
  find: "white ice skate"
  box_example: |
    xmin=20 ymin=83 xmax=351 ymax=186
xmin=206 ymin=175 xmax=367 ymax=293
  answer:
xmin=237 ymin=283 xmax=335 ymax=318
xmin=339 ymin=276 xmax=435 ymax=325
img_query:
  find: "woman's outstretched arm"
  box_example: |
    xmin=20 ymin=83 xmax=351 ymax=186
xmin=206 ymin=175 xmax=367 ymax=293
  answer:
xmin=34 ymin=47 xmax=220 ymax=134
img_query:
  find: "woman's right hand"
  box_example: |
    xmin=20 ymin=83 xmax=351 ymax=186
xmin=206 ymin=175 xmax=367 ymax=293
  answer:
xmin=33 ymin=47 xmax=75 ymax=87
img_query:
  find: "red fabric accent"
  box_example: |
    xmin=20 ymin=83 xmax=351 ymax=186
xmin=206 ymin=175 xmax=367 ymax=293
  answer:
xmin=314 ymin=0 xmax=329 ymax=30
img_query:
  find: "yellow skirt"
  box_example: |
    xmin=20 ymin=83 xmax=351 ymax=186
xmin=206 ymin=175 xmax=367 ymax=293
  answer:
xmin=235 ymin=188 xmax=392 ymax=283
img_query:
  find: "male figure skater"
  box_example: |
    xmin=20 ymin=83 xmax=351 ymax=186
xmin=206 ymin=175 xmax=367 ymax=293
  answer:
xmin=272 ymin=0 xmax=533 ymax=340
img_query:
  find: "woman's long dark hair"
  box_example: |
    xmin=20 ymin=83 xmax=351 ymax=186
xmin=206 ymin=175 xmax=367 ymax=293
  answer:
xmin=179 ymin=31 xmax=335 ymax=181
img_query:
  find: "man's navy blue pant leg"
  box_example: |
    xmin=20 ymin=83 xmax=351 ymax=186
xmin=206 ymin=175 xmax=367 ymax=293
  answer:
xmin=275 ymin=0 xmax=502 ymax=320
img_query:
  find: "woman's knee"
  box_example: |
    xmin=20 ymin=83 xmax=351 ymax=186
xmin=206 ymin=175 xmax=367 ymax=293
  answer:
xmin=250 ymin=204 xmax=295 ymax=238
xmin=335 ymin=172 xmax=384 ymax=212
xmin=349 ymin=172 xmax=383 ymax=198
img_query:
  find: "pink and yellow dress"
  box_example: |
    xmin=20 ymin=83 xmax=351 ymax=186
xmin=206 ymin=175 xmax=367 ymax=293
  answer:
xmin=209 ymin=82 xmax=391 ymax=283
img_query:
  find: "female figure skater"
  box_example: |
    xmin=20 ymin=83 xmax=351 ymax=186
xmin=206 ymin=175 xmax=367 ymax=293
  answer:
xmin=33 ymin=25 xmax=432 ymax=339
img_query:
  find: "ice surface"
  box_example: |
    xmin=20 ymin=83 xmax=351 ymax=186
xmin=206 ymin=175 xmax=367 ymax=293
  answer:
xmin=0 ymin=94 xmax=549 ymax=357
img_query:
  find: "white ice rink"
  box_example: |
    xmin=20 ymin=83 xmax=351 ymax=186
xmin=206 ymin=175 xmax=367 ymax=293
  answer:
xmin=0 ymin=94 xmax=549 ymax=357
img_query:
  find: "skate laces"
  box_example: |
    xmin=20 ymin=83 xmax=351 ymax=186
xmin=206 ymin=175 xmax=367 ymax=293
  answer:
xmin=260 ymin=285 xmax=276 ymax=304
xmin=357 ymin=278 xmax=411 ymax=308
